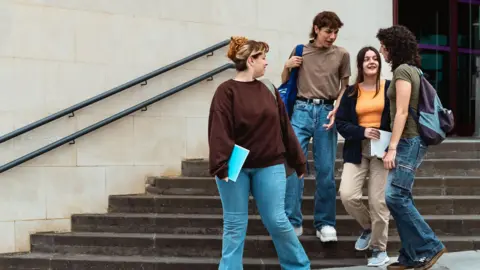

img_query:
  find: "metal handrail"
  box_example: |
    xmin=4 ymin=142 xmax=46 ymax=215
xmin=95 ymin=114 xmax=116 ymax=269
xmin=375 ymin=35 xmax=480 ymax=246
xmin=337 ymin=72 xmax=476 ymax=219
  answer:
xmin=0 ymin=39 xmax=231 ymax=144
xmin=0 ymin=63 xmax=234 ymax=173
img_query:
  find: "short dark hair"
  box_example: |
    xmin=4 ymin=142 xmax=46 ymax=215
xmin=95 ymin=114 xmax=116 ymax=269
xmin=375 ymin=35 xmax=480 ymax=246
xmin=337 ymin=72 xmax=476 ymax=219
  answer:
xmin=376 ymin=25 xmax=421 ymax=71
xmin=310 ymin=11 xmax=344 ymax=39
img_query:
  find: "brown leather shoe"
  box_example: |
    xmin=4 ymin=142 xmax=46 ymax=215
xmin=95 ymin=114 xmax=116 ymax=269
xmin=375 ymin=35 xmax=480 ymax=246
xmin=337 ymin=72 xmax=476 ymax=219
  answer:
xmin=414 ymin=247 xmax=447 ymax=270
xmin=387 ymin=262 xmax=410 ymax=270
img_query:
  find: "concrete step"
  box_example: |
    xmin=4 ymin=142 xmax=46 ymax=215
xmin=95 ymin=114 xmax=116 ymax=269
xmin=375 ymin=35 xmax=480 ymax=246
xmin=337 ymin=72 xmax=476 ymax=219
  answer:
xmin=72 ymin=213 xmax=480 ymax=237
xmin=148 ymin=176 xmax=480 ymax=196
xmin=0 ymin=252 xmax=366 ymax=270
xmin=181 ymin=159 xmax=480 ymax=178
xmin=108 ymin=194 xmax=480 ymax=216
xmin=325 ymin=139 xmax=480 ymax=159
xmin=30 ymin=232 xmax=480 ymax=259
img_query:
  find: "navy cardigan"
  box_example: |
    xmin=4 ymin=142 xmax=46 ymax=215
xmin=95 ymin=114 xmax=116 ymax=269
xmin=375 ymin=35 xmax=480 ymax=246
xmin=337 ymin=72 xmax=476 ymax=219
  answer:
xmin=336 ymin=80 xmax=392 ymax=164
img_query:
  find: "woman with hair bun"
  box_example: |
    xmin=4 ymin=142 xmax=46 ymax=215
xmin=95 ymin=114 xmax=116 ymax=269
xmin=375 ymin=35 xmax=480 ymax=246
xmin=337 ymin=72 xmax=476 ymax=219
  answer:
xmin=208 ymin=36 xmax=310 ymax=269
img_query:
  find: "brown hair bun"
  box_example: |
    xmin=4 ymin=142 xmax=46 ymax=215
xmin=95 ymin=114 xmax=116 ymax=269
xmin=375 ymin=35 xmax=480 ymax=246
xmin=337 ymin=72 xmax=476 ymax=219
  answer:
xmin=226 ymin=36 xmax=269 ymax=71
xmin=227 ymin=36 xmax=249 ymax=61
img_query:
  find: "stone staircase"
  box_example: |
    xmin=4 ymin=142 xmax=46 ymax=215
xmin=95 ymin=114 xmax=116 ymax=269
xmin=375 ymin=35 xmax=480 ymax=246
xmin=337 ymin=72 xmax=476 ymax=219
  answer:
xmin=0 ymin=140 xmax=479 ymax=269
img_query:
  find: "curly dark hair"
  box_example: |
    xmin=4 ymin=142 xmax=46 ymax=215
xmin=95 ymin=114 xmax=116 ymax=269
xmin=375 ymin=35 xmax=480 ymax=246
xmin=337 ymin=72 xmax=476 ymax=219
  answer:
xmin=376 ymin=25 xmax=421 ymax=71
xmin=310 ymin=11 xmax=344 ymax=39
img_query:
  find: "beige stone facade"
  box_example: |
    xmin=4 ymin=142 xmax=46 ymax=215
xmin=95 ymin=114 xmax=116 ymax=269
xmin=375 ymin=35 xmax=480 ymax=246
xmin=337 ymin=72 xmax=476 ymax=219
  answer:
xmin=0 ymin=0 xmax=392 ymax=253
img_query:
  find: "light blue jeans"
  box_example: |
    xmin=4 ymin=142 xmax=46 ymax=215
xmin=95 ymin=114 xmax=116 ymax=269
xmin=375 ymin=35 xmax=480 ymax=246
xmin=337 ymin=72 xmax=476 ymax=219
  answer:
xmin=385 ymin=136 xmax=445 ymax=266
xmin=285 ymin=100 xmax=338 ymax=230
xmin=216 ymin=164 xmax=310 ymax=270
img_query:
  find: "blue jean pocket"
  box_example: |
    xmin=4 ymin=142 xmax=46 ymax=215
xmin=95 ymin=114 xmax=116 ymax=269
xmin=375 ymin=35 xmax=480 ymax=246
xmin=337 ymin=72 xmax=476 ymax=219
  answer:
xmin=323 ymin=104 xmax=334 ymax=111
xmin=415 ymin=145 xmax=428 ymax=169
xmin=390 ymin=163 xmax=415 ymax=192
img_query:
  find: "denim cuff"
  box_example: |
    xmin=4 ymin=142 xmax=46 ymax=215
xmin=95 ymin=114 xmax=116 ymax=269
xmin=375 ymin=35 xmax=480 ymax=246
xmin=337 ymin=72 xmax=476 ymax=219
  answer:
xmin=398 ymin=241 xmax=445 ymax=266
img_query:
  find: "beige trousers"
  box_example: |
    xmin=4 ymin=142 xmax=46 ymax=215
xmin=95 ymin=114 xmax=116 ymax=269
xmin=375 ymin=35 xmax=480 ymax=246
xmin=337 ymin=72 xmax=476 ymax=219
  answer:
xmin=339 ymin=145 xmax=390 ymax=251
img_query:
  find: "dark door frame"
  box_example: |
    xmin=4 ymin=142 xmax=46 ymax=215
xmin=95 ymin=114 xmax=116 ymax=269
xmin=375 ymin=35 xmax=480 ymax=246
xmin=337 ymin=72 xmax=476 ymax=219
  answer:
xmin=393 ymin=0 xmax=465 ymax=134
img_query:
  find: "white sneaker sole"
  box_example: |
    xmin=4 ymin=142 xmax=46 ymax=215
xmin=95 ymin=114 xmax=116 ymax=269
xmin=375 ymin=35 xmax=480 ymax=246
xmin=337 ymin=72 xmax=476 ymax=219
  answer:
xmin=367 ymin=256 xmax=390 ymax=267
xmin=316 ymin=232 xmax=337 ymax=242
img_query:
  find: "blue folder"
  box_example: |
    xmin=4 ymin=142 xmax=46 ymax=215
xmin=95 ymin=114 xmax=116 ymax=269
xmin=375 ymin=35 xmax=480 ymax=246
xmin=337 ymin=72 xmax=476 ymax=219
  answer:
xmin=227 ymin=144 xmax=250 ymax=182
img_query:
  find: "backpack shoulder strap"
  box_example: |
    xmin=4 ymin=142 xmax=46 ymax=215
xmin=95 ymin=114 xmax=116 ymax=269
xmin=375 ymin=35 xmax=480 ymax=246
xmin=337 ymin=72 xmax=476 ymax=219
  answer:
xmin=406 ymin=66 xmax=422 ymax=122
xmin=408 ymin=64 xmax=423 ymax=76
xmin=294 ymin=44 xmax=304 ymax=57
xmin=261 ymin=78 xmax=287 ymax=143
xmin=260 ymin=78 xmax=277 ymax=102
xmin=416 ymin=67 xmax=424 ymax=76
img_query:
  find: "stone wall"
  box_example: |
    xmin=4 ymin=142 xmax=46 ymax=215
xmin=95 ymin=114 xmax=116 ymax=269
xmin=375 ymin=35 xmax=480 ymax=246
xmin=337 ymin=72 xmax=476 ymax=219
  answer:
xmin=0 ymin=0 xmax=392 ymax=253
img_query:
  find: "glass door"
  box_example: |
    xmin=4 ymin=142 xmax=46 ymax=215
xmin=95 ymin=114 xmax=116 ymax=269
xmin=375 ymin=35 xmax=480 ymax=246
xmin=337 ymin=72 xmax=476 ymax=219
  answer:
xmin=397 ymin=0 xmax=480 ymax=136
xmin=457 ymin=0 xmax=480 ymax=136
xmin=398 ymin=0 xmax=451 ymax=112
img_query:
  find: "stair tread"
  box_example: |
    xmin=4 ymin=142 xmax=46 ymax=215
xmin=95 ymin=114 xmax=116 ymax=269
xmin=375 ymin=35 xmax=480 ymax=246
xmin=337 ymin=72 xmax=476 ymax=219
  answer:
xmin=74 ymin=213 xmax=480 ymax=220
xmin=111 ymin=194 xmax=480 ymax=199
xmin=0 ymin=252 xmax=366 ymax=266
xmin=154 ymin=176 xmax=480 ymax=180
xmin=34 ymin=232 xmax=480 ymax=241
xmin=185 ymin=158 xmax=480 ymax=162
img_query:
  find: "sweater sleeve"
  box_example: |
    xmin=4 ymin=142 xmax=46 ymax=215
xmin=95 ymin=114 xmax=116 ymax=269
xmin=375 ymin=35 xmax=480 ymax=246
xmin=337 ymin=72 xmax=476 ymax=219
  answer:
xmin=208 ymin=85 xmax=235 ymax=179
xmin=336 ymin=87 xmax=367 ymax=141
xmin=275 ymin=88 xmax=306 ymax=176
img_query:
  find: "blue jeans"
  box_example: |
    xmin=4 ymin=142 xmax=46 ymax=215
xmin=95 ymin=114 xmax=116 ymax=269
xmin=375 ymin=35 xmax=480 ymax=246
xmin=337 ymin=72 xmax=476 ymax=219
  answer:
xmin=216 ymin=164 xmax=310 ymax=270
xmin=385 ymin=136 xmax=445 ymax=266
xmin=285 ymin=100 xmax=338 ymax=230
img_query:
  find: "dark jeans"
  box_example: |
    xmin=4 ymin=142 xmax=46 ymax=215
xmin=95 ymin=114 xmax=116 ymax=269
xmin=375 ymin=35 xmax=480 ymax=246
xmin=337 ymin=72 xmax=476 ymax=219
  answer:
xmin=385 ymin=136 xmax=445 ymax=266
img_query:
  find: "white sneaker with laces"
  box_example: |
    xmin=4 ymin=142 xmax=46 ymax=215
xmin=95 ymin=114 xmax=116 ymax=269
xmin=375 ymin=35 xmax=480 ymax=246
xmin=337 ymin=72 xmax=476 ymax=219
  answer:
xmin=316 ymin=225 xmax=338 ymax=242
xmin=293 ymin=226 xmax=303 ymax=237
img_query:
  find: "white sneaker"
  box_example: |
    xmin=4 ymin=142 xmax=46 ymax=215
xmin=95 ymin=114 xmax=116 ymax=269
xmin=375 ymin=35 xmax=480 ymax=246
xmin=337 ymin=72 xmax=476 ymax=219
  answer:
xmin=316 ymin=225 xmax=338 ymax=242
xmin=367 ymin=250 xmax=390 ymax=267
xmin=293 ymin=226 xmax=303 ymax=237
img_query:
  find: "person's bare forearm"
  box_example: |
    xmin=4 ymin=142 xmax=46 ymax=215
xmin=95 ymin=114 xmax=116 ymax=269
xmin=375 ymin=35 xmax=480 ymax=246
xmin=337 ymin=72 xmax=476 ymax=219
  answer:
xmin=389 ymin=80 xmax=412 ymax=150
xmin=389 ymin=112 xmax=408 ymax=150
xmin=281 ymin=65 xmax=290 ymax=84
xmin=334 ymin=78 xmax=349 ymax=112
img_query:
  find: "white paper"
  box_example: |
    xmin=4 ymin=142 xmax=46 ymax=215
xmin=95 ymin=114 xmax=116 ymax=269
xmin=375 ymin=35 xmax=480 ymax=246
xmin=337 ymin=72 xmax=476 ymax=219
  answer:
xmin=370 ymin=130 xmax=392 ymax=158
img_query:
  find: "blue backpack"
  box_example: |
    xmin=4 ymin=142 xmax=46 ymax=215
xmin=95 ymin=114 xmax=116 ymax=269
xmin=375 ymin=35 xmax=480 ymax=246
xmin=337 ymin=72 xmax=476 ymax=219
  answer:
xmin=409 ymin=67 xmax=455 ymax=146
xmin=277 ymin=44 xmax=304 ymax=118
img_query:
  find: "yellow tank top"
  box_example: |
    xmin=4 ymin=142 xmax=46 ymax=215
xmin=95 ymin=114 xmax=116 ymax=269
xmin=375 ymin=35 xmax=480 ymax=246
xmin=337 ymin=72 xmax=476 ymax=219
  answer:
xmin=355 ymin=80 xmax=385 ymax=128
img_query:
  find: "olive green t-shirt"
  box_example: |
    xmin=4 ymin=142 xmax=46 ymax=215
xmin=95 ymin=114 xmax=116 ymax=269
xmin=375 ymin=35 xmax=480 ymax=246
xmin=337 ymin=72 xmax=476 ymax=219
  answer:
xmin=387 ymin=64 xmax=420 ymax=138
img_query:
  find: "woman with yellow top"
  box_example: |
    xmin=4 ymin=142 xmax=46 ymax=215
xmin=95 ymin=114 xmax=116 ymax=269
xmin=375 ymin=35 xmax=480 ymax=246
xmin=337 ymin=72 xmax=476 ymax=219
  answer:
xmin=336 ymin=46 xmax=391 ymax=267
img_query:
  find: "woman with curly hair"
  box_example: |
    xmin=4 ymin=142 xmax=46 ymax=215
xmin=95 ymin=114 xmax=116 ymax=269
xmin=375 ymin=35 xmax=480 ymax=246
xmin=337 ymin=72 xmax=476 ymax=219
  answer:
xmin=208 ymin=36 xmax=310 ymax=269
xmin=376 ymin=25 xmax=447 ymax=270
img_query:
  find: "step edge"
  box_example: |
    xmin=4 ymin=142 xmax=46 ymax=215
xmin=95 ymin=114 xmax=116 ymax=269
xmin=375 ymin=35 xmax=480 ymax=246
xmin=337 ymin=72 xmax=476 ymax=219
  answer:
xmin=0 ymin=252 xmax=367 ymax=265
xmin=72 ymin=213 xmax=480 ymax=220
xmin=153 ymin=176 xmax=480 ymax=180
xmin=109 ymin=194 xmax=480 ymax=200
xmin=30 ymin=232 xmax=480 ymax=242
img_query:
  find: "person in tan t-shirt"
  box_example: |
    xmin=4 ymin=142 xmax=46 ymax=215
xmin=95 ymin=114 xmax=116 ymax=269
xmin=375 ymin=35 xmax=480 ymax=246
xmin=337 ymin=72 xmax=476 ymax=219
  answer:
xmin=281 ymin=11 xmax=351 ymax=243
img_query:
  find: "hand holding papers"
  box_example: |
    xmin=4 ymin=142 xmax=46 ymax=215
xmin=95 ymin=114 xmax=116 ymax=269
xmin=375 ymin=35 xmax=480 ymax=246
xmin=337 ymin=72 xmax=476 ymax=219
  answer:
xmin=370 ymin=130 xmax=392 ymax=158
